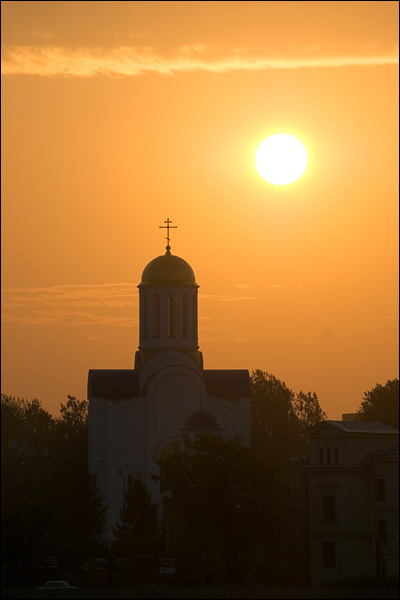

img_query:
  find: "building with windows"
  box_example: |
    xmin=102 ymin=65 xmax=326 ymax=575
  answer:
xmin=290 ymin=420 xmax=399 ymax=585
xmin=88 ymin=234 xmax=250 ymax=540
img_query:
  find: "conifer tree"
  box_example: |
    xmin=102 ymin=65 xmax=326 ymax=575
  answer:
xmin=113 ymin=474 xmax=160 ymax=558
xmin=86 ymin=473 xmax=108 ymax=557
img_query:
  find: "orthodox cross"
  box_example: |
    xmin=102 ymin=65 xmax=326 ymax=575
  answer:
xmin=159 ymin=218 xmax=177 ymax=247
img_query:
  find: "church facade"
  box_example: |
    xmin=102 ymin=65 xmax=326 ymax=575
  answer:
xmin=88 ymin=233 xmax=250 ymax=540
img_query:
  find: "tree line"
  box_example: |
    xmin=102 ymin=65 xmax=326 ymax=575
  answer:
xmin=1 ymin=374 xmax=398 ymax=586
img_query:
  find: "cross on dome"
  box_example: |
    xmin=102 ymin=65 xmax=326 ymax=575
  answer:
xmin=159 ymin=218 xmax=177 ymax=254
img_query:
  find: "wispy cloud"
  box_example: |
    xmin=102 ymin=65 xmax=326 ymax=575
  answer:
xmin=1 ymin=283 xmax=138 ymax=326
xmin=200 ymin=293 xmax=266 ymax=302
xmin=1 ymin=45 xmax=398 ymax=77
xmin=1 ymin=283 xmax=269 ymax=326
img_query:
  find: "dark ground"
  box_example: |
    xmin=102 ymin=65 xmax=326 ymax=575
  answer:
xmin=1 ymin=585 xmax=399 ymax=599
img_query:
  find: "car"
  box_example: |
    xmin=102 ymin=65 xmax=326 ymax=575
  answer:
xmin=37 ymin=580 xmax=77 ymax=589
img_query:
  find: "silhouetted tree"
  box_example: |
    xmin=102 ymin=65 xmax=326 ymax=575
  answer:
xmin=113 ymin=474 xmax=160 ymax=559
xmin=292 ymin=390 xmax=327 ymax=430
xmin=249 ymin=370 xmax=327 ymax=582
xmin=87 ymin=474 xmax=108 ymax=545
xmin=250 ymin=370 xmax=326 ymax=466
xmin=356 ymin=379 xmax=399 ymax=427
xmin=156 ymin=433 xmax=273 ymax=584
xmin=50 ymin=396 xmax=89 ymax=572
xmin=1 ymin=395 xmax=56 ymax=583
xmin=1 ymin=394 xmax=54 ymax=456
xmin=82 ymin=472 xmax=109 ymax=582
xmin=57 ymin=395 xmax=88 ymax=437
xmin=1 ymin=394 xmax=98 ymax=583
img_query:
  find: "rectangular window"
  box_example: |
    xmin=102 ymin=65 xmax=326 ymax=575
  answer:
xmin=181 ymin=294 xmax=187 ymax=338
xmin=327 ymin=448 xmax=331 ymax=465
xmin=153 ymin=295 xmax=160 ymax=338
xmin=377 ymin=478 xmax=386 ymax=502
xmin=167 ymin=294 xmax=175 ymax=337
xmin=323 ymin=495 xmax=336 ymax=521
xmin=143 ymin=295 xmax=148 ymax=339
xmin=323 ymin=541 xmax=336 ymax=569
xmin=319 ymin=448 xmax=324 ymax=464
xmin=334 ymin=448 xmax=339 ymax=464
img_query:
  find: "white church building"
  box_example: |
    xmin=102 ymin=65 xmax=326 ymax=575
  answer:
xmin=88 ymin=224 xmax=250 ymax=540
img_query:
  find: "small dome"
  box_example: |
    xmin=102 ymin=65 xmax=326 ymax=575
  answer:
xmin=140 ymin=248 xmax=196 ymax=286
xmin=183 ymin=408 xmax=221 ymax=431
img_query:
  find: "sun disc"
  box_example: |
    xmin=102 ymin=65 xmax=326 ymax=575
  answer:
xmin=255 ymin=134 xmax=308 ymax=185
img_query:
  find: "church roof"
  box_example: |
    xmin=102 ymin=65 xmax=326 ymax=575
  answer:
xmin=203 ymin=369 xmax=250 ymax=399
xmin=139 ymin=248 xmax=197 ymax=287
xmin=88 ymin=368 xmax=250 ymax=400
xmin=88 ymin=369 xmax=140 ymax=399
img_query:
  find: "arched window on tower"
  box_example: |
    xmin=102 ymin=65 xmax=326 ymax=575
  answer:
xmin=181 ymin=294 xmax=187 ymax=338
xmin=192 ymin=294 xmax=197 ymax=338
xmin=143 ymin=294 xmax=148 ymax=339
xmin=153 ymin=294 xmax=160 ymax=338
xmin=167 ymin=294 xmax=175 ymax=337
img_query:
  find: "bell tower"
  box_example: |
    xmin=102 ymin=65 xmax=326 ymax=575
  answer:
xmin=135 ymin=220 xmax=202 ymax=372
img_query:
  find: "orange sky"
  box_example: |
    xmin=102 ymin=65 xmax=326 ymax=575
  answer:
xmin=1 ymin=1 xmax=399 ymax=419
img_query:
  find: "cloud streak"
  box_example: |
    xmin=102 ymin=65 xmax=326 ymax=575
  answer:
xmin=200 ymin=293 xmax=266 ymax=302
xmin=2 ymin=45 xmax=398 ymax=77
xmin=1 ymin=283 xmax=270 ymax=326
xmin=1 ymin=283 xmax=139 ymax=326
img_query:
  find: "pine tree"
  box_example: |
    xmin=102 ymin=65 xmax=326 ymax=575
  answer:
xmin=86 ymin=473 xmax=108 ymax=556
xmin=113 ymin=474 xmax=160 ymax=558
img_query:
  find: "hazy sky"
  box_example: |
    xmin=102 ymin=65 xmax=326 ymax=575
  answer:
xmin=1 ymin=1 xmax=398 ymax=419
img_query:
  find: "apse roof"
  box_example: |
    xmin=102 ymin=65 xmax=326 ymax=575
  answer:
xmin=182 ymin=408 xmax=222 ymax=431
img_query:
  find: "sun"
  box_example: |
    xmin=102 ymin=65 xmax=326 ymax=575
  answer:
xmin=255 ymin=134 xmax=308 ymax=185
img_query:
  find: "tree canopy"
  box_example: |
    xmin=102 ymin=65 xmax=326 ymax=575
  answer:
xmin=1 ymin=393 xmax=107 ymax=585
xmin=112 ymin=473 xmax=160 ymax=559
xmin=250 ymin=370 xmax=326 ymax=467
xmin=155 ymin=433 xmax=275 ymax=583
xmin=356 ymin=378 xmax=399 ymax=427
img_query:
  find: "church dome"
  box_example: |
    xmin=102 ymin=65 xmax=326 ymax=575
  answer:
xmin=183 ymin=408 xmax=221 ymax=431
xmin=140 ymin=247 xmax=196 ymax=286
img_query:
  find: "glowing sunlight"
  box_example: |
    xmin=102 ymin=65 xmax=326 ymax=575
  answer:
xmin=255 ymin=134 xmax=308 ymax=186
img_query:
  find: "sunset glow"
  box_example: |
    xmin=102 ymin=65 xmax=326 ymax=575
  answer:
xmin=255 ymin=134 xmax=308 ymax=185
xmin=1 ymin=1 xmax=398 ymax=420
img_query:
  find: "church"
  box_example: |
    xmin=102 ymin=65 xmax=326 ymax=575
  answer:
xmin=88 ymin=221 xmax=250 ymax=540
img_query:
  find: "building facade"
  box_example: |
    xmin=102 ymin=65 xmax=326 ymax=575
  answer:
xmin=88 ymin=242 xmax=250 ymax=540
xmin=290 ymin=420 xmax=399 ymax=585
